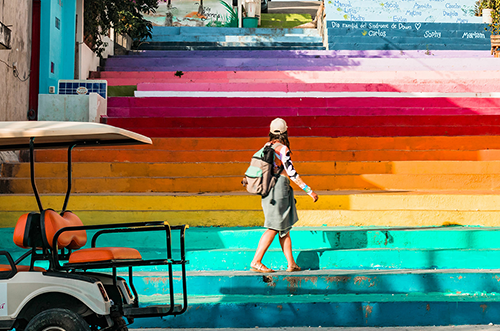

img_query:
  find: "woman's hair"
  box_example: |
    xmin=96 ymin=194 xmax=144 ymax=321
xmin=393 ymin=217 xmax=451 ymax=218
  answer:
xmin=269 ymin=131 xmax=291 ymax=152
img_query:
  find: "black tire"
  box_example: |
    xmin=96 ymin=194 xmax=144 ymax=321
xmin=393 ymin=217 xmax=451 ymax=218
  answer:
xmin=109 ymin=314 xmax=128 ymax=331
xmin=25 ymin=308 xmax=90 ymax=331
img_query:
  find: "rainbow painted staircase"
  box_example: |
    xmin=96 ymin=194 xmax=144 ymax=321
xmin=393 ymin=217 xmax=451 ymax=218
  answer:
xmin=3 ymin=49 xmax=500 ymax=327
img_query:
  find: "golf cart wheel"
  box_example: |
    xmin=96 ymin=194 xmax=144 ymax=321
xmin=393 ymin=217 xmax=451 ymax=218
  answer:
xmin=25 ymin=308 xmax=90 ymax=331
xmin=110 ymin=314 xmax=128 ymax=331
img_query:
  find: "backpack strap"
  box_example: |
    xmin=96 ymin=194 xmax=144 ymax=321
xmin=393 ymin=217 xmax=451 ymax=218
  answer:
xmin=269 ymin=142 xmax=285 ymax=176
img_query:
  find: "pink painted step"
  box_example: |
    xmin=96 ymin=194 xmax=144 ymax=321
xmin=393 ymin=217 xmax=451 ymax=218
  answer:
xmin=108 ymin=97 xmax=500 ymax=109
xmin=100 ymin=70 xmax=500 ymax=81
xmin=108 ymin=106 xmax=499 ymax=118
xmin=107 ymin=97 xmax=500 ymax=117
xmin=134 ymin=82 xmax=499 ymax=93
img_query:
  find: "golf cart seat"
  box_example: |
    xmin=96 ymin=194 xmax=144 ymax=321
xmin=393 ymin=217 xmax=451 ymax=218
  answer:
xmin=14 ymin=209 xmax=143 ymax=267
xmin=0 ymin=265 xmax=45 ymax=272
xmin=42 ymin=209 xmax=143 ymax=265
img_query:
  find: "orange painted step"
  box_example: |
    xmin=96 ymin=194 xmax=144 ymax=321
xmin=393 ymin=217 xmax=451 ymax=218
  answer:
xmin=33 ymin=136 xmax=500 ymax=163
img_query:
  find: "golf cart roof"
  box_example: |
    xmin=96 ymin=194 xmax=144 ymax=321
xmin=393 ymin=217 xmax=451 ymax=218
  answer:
xmin=0 ymin=121 xmax=152 ymax=150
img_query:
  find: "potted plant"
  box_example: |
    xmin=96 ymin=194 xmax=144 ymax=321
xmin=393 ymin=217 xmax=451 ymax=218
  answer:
xmin=483 ymin=0 xmax=500 ymax=56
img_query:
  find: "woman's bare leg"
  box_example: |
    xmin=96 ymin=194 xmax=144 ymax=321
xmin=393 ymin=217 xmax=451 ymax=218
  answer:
xmin=251 ymin=229 xmax=278 ymax=266
xmin=279 ymin=232 xmax=299 ymax=270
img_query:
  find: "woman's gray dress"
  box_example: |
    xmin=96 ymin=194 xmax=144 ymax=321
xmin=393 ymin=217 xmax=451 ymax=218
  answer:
xmin=261 ymin=175 xmax=298 ymax=237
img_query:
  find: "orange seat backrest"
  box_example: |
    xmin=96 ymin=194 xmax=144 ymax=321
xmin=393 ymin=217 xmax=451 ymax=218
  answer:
xmin=42 ymin=210 xmax=87 ymax=250
xmin=13 ymin=212 xmax=41 ymax=249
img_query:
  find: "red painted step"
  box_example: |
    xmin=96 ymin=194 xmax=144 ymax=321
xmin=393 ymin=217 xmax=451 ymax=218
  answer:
xmin=105 ymin=115 xmax=500 ymax=128
xmin=105 ymin=125 xmax=500 ymax=138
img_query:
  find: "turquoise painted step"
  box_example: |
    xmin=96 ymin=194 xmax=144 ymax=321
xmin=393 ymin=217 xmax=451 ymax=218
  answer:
xmin=149 ymin=35 xmax=322 ymax=43
xmin=6 ymin=227 xmax=500 ymax=271
xmin=328 ymin=42 xmax=489 ymax=50
xmin=131 ymin=269 xmax=500 ymax=296
xmin=130 ymin=294 xmax=500 ymax=328
xmin=7 ymin=227 xmax=500 ymax=252
xmin=138 ymin=44 xmax=326 ymax=51
xmin=326 ymin=21 xmax=490 ymax=51
xmin=8 ymin=247 xmax=500 ymax=271
xmin=151 ymin=26 xmax=320 ymax=36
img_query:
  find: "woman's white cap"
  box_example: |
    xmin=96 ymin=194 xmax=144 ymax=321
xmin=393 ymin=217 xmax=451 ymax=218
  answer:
xmin=270 ymin=118 xmax=288 ymax=134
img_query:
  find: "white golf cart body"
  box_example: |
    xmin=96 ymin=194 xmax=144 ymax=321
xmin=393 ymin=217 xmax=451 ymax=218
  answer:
xmin=0 ymin=121 xmax=188 ymax=331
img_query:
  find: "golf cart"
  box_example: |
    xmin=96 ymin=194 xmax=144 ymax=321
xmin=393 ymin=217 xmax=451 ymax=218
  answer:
xmin=0 ymin=121 xmax=188 ymax=331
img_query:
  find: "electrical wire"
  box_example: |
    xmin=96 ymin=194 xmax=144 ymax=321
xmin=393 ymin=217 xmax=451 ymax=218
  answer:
xmin=0 ymin=58 xmax=31 ymax=82
xmin=0 ymin=58 xmax=13 ymax=68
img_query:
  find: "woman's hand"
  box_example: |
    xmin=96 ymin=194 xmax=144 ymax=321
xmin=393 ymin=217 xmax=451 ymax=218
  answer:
xmin=311 ymin=192 xmax=319 ymax=202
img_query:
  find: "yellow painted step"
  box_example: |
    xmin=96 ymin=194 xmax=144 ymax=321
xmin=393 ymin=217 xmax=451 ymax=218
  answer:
xmin=5 ymin=174 xmax=500 ymax=193
xmin=1 ymin=193 xmax=500 ymax=227
xmin=7 ymin=161 xmax=500 ymax=178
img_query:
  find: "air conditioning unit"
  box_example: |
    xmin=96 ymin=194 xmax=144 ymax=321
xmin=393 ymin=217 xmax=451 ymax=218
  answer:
xmin=0 ymin=21 xmax=12 ymax=50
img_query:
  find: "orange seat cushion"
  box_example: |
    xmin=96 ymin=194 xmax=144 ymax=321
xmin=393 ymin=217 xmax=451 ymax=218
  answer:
xmin=0 ymin=265 xmax=45 ymax=272
xmin=68 ymin=247 xmax=142 ymax=264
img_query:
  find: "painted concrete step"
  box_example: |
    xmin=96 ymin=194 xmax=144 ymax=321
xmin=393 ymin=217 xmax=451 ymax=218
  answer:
xmin=105 ymin=116 xmax=500 ymax=128
xmin=102 ymin=115 xmax=500 ymax=137
xmin=7 ymin=161 xmax=500 ymax=178
xmin=113 ymin=50 xmax=493 ymax=58
xmin=137 ymin=44 xmax=326 ymax=51
xmin=3 ymin=193 xmax=500 ymax=228
xmin=30 ymin=148 xmax=500 ymax=162
xmin=103 ymin=57 xmax=500 ymax=72
xmin=133 ymin=292 xmax=500 ymax=328
xmin=102 ymin=126 xmax=500 ymax=138
xmin=129 ymin=82 xmax=499 ymax=93
xmin=107 ymin=106 xmax=500 ymax=117
xmin=100 ymin=70 xmax=500 ymax=81
xmin=8 ymin=173 xmax=500 ymax=193
xmin=31 ymin=136 xmax=500 ymax=163
xmin=106 ymin=97 xmax=500 ymax=112
xmin=8 ymin=226 xmax=500 ymax=254
xmin=147 ymin=35 xmax=322 ymax=43
xmin=135 ymin=269 xmax=500 ymax=296
xmin=150 ymin=26 xmax=321 ymax=36
xmin=6 ymin=226 xmax=500 ymax=270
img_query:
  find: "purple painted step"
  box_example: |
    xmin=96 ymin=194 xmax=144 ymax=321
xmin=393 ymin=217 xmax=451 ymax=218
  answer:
xmin=103 ymin=57 xmax=500 ymax=72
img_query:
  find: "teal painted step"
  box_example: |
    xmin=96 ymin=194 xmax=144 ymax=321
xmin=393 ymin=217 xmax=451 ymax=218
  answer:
xmin=327 ymin=43 xmax=489 ymax=50
xmin=326 ymin=21 xmax=490 ymax=51
xmin=149 ymin=35 xmax=322 ymax=43
xmin=138 ymin=44 xmax=326 ymax=51
xmin=130 ymin=294 xmax=500 ymax=328
xmin=7 ymin=227 xmax=500 ymax=271
xmin=151 ymin=26 xmax=320 ymax=36
xmin=131 ymin=269 xmax=500 ymax=296
xmin=8 ymin=226 xmax=500 ymax=253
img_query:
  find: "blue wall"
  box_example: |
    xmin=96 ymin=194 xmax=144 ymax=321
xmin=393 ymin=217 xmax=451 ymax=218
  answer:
xmin=39 ymin=0 xmax=76 ymax=94
xmin=325 ymin=0 xmax=490 ymax=50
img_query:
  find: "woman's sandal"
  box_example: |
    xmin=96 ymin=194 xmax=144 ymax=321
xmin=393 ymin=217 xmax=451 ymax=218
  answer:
xmin=286 ymin=265 xmax=301 ymax=272
xmin=250 ymin=262 xmax=275 ymax=273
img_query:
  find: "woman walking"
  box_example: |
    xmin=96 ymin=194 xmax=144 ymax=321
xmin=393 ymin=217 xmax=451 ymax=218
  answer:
xmin=250 ymin=118 xmax=319 ymax=273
